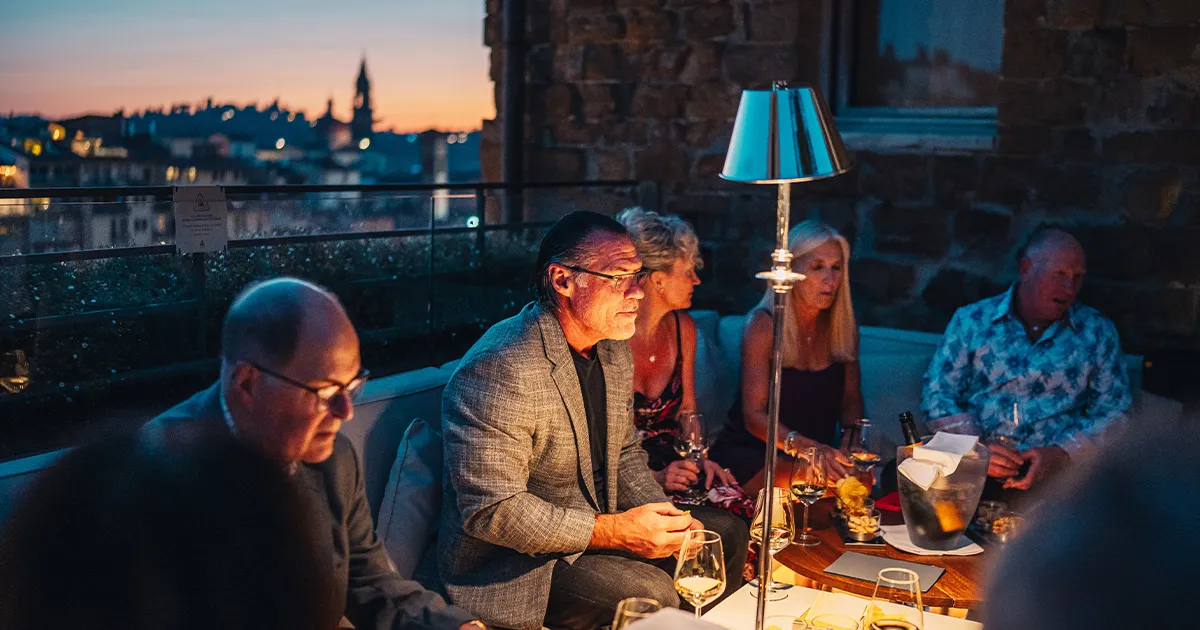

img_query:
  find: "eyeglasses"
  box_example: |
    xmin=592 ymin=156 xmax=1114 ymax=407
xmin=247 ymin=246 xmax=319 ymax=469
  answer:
xmin=244 ymin=360 xmax=370 ymax=409
xmin=560 ymin=265 xmax=651 ymax=291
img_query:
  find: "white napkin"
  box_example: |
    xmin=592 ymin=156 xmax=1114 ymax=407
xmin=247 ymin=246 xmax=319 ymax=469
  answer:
xmin=800 ymin=591 xmax=873 ymax=625
xmin=880 ymin=524 xmax=984 ymax=556
xmin=897 ymin=432 xmax=979 ymax=491
xmin=628 ymin=607 xmax=727 ymax=630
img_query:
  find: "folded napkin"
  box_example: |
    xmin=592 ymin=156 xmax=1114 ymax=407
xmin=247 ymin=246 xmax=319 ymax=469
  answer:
xmin=880 ymin=524 xmax=984 ymax=556
xmin=897 ymin=432 xmax=980 ymax=491
xmin=629 ymin=608 xmax=726 ymax=630
xmin=799 ymin=591 xmax=872 ymax=627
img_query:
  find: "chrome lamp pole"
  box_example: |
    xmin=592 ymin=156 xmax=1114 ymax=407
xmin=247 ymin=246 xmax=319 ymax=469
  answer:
xmin=719 ymin=80 xmax=853 ymax=630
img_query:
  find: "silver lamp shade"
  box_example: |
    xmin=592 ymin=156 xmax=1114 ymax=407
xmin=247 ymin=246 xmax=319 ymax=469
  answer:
xmin=720 ymin=82 xmax=853 ymax=184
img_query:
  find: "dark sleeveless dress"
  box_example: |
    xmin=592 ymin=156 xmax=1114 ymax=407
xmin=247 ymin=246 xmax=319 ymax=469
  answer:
xmin=632 ymin=312 xmax=754 ymax=520
xmin=710 ymin=362 xmax=847 ymax=486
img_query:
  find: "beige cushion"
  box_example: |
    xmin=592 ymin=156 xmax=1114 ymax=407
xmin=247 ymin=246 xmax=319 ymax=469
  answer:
xmin=375 ymin=418 xmax=443 ymax=580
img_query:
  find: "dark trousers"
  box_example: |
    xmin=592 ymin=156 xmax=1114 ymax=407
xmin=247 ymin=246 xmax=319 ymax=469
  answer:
xmin=543 ymin=505 xmax=749 ymax=630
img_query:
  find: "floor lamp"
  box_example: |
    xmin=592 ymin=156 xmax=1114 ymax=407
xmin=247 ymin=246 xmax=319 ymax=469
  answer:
xmin=720 ymin=81 xmax=853 ymax=630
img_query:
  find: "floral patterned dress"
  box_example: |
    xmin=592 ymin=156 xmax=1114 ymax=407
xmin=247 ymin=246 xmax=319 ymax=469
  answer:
xmin=632 ymin=312 xmax=754 ymax=521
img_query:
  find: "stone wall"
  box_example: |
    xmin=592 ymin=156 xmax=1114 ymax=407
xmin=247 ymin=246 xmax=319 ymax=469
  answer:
xmin=482 ymin=0 xmax=1200 ymax=354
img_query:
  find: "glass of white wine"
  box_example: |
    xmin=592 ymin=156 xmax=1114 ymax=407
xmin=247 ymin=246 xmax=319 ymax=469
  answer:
xmin=612 ymin=597 xmax=661 ymax=630
xmin=790 ymin=447 xmax=825 ymax=547
xmin=865 ymin=568 xmax=924 ymax=630
xmin=749 ymin=487 xmax=795 ymax=601
xmin=673 ymin=529 xmax=726 ymax=619
xmin=848 ymin=419 xmax=881 ymax=472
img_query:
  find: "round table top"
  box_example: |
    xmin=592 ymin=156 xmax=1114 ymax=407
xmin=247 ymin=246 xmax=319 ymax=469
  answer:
xmin=773 ymin=498 xmax=989 ymax=610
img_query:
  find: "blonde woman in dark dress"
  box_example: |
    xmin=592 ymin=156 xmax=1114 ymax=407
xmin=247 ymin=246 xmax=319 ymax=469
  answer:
xmin=617 ymin=207 xmax=753 ymax=519
xmin=710 ymin=219 xmax=864 ymax=496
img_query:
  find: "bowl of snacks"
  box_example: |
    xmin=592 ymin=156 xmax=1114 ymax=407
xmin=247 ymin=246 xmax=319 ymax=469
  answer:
xmin=844 ymin=508 xmax=881 ymax=541
xmin=991 ymin=511 xmax=1026 ymax=544
xmin=834 ymin=476 xmax=870 ymax=515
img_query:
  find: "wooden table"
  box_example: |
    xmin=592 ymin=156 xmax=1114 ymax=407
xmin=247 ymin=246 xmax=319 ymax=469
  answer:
xmin=773 ymin=498 xmax=988 ymax=610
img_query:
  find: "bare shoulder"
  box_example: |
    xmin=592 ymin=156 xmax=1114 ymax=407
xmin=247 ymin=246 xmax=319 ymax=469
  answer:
xmin=744 ymin=309 xmax=773 ymax=340
xmin=677 ymin=310 xmax=697 ymax=343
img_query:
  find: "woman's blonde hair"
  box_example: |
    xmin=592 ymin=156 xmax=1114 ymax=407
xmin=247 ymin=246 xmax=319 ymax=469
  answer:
xmin=752 ymin=219 xmax=858 ymax=364
xmin=614 ymin=207 xmax=704 ymax=273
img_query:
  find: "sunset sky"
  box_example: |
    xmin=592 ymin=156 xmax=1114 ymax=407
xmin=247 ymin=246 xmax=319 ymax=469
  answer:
xmin=0 ymin=0 xmax=494 ymax=132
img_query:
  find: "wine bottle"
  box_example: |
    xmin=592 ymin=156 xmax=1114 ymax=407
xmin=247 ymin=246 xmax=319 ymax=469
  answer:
xmin=898 ymin=411 xmax=922 ymax=446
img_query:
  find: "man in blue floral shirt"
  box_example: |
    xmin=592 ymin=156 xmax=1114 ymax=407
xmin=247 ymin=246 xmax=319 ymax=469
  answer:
xmin=922 ymin=230 xmax=1131 ymax=492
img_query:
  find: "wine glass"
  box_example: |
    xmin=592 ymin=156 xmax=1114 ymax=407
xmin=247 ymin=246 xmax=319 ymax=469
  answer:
xmin=847 ymin=419 xmax=881 ymax=472
xmin=612 ymin=597 xmax=661 ymax=630
xmin=865 ymin=568 xmax=924 ymax=630
xmin=673 ymin=529 xmax=726 ymax=619
xmin=749 ymin=487 xmax=794 ymax=601
xmin=674 ymin=411 xmax=708 ymax=501
xmin=789 ymin=447 xmax=825 ymax=547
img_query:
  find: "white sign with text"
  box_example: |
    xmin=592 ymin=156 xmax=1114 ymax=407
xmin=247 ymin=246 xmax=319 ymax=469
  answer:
xmin=172 ymin=186 xmax=228 ymax=254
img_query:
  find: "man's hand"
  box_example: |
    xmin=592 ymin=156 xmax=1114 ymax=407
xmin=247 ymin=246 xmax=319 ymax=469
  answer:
xmin=591 ymin=502 xmax=700 ymax=558
xmin=820 ymin=446 xmax=853 ymax=482
xmin=1004 ymin=446 xmax=1069 ymax=491
xmin=656 ymin=460 xmax=700 ymax=492
xmin=987 ymin=443 xmax=1024 ymax=479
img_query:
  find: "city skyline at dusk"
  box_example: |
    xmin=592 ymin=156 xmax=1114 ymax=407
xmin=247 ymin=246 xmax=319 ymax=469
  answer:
xmin=1 ymin=0 xmax=494 ymax=132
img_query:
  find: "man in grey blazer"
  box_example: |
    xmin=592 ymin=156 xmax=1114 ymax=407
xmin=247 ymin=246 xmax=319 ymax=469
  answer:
xmin=146 ymin=278 xmax=482 ymax=630
xmin=440 ymin=212 xmax=748 ymax=630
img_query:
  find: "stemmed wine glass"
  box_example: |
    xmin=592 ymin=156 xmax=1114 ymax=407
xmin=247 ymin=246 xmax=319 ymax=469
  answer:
xmin=847 ymin=419 xmax=881 ymax=472
xmin=790 ymin=447 xmax=825 ymax=547
xmin=749 ymin=487 xmax=794 ymax=601
xmin=673 ymin=529 xmax=726 ymax=619
xmin=612 ymin=597 xmax=662 ymax=630
xmin=674 ymin=411 xmax=708 ymax=502
xmin=865 ymin=568 xmax=924 ymax=630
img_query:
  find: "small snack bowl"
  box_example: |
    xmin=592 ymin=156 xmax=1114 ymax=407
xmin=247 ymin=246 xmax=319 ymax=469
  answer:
xmin=991 ymin=511 xmax=1026 ymax=544
xmin=844 ymin=508 xmax=881 ymax=541
xmin=973 ymin=500 xmax=1007 ymax=530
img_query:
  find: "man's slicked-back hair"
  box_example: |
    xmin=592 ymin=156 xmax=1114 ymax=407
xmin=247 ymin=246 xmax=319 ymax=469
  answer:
xmin=220 ymin=277 xmax=337 ymax=366
xmin=531 ymin=211 xmax=629 ymax=309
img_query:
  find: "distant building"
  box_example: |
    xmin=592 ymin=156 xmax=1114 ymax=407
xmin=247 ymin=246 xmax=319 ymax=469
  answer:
xmin=351 ymin=57 xmax=374 ymax=148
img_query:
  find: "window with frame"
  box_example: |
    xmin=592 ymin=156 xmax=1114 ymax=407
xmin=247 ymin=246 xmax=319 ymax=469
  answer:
xmin=827 ymin=0 xmax=1004 ymax=148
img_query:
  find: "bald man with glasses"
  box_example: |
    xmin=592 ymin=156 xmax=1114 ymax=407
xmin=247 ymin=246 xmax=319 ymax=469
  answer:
xmin=146 ymin=277 xmax=483 ymax=630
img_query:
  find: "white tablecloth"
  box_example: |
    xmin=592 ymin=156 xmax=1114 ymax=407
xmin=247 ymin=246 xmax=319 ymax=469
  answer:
xmin=701 ymin=584 xmax=981 ymax=630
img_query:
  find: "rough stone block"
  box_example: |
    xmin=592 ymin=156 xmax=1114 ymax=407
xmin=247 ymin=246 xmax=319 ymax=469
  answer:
xmin=685 ymin=81 xmax=742 ymax=121
xmin=1036 ymin=165 xmax=1102 ymax=209
xmin=978 ymin=157 xmax=1039 ymax=206
xmin=624 ymin=7 xmax=678 ymax=41
xmin=932 ymin=154 xmax=984 ymax=208
xmin=682 ymin=4 xmax=735 ymax=39
xmin=954 ymin=209 xmax=1013 ymax=257
xmin=624 ymin=42 xmax=691 ymax=81
xmin=1046 ymin=0 xmax=1104 ymax=28
xmin=850 ymin=258 xmax=918 ymax=305
xmin=1065 ymin=29 xmax=1127 ymax=79
xmin=1002 ymin=29 xmax=1068 ymax=79
xmin=579 ymin=84 xmax=618 ymax=120
xmin=723 ymin=44 xmax=799 ymax=87
xmin=583 ymin=44 xmax=630 ymax=81
xmin=555 ymin=45 xmax=586 ymax=82
xmin=1103 ymin=130 xmax=1200 ymax=164
xmin=1073 ymin=222 xmax=1162 ymax=282
xmin=1005 ymin=0 xmax=1049 ymax=29
xmin=631 ymin=84 xmax=688 ymax=119
xmin=869 ymin=203 xmax=951 ymax=259
xmin=635 ymin=146 xmax=690 ymax=183
xmin=745 ymin=2 xmax=800 ymax=42
xmin=1057 ymin=127 xmax=1100 ymax=161
xmin=1117 ymin=167 xmax=1187 ymax=223
xmin=665 ymin=193 xmax=734 ymax=216
xmin=922 ymin=268 xmax=1011 ymax=315
xmin=593 ymin=149 xmax=632 ymax=179
xmin=997 ymin=125 xmax=1053 ymax=157
xmin=529 ymin=148 xmax=587 ymax=181
xmin=858 ymin=153 xmax=930 ymax=202
xmin=1145 ymin=78 xmax=1200 ymax=129
xmin=679 ymin=41 xmax=723 ymax=84
xmin=568 ymin=12 xmax=626 ymax=43
xmin=679 ymin=120 xmax=730 ymax=150
xmin=999 ymin=78 xmax=1092 ymax=127
xmin=1128 ymin=26 xmax=1200 ymax=75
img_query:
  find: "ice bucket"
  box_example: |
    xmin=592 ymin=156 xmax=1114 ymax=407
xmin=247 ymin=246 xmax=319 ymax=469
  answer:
xmin=895 ymin=440 xmax=990 ymax=550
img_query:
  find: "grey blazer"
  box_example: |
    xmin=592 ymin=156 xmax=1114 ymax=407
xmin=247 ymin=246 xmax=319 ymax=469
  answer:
xmin=145 ymin=384 xmax=477 ymax=630
xmin=438 ymin=303 xmax=669 ymax=630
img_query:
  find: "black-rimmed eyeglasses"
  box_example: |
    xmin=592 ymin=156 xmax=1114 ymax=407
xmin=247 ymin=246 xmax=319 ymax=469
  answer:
xmin=559 ymin=265 xmax=651 ymax=291
xmin=244 ymin=360 xmax=370 ymax=409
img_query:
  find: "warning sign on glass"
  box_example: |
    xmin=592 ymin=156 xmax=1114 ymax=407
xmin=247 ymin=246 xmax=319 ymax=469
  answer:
xmin=172 ymin=186 xmax=228 ymax=254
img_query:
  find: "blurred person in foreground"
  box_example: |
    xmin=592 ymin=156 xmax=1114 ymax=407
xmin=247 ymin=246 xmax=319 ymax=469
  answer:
xmin=986 ymin=418 xmax=1194 ymax=630
xmin=440 ymin=211 xmax=748 ymax=630
xmin=922 ymin=229 xmax=1131 ymax=498
xmin=616 ymin=207 xmax=753 ymax=520
xmin=146 ymin=277 xmax=481 ymax=630
xmin=0 ymin=427 xmax=340 ymax=630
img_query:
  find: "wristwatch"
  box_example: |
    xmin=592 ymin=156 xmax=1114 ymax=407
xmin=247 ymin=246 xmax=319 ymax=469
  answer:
xmin=784 ymin=430 xmax=798 ymax=457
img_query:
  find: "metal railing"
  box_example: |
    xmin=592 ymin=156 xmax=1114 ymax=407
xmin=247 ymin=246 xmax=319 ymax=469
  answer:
xmin=0 ymin=179 xmax=642 ymax=460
